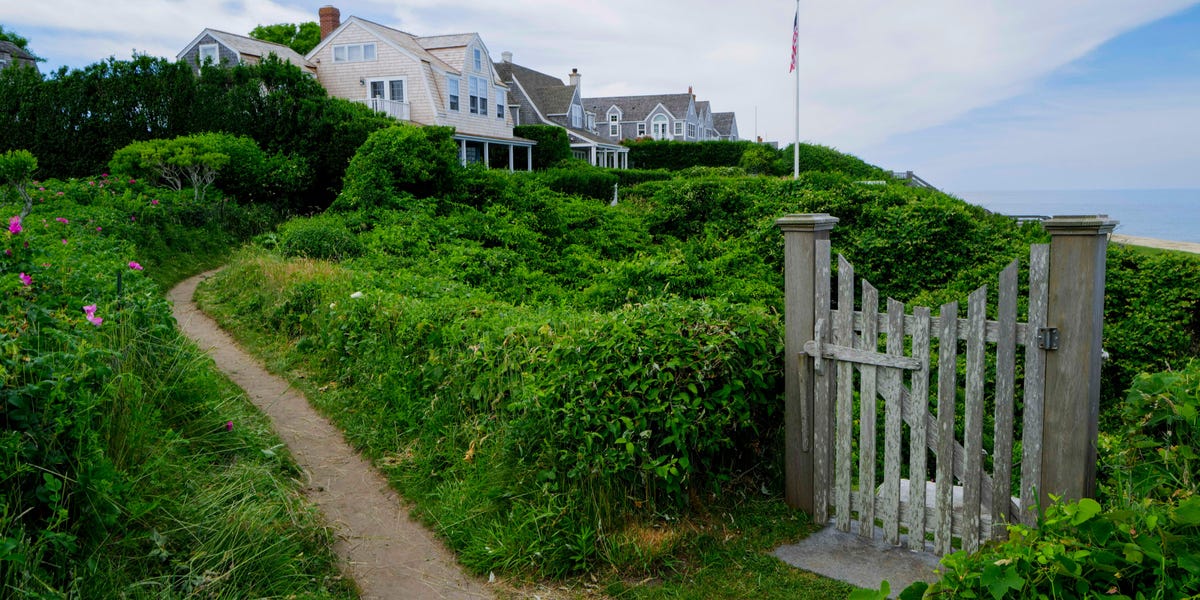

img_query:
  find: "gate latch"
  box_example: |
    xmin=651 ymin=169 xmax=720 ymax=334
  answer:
xmin=1037 ymin=327 xmax=1059 ymax=350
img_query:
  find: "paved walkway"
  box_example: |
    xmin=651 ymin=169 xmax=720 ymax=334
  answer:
xmin=170 ymin=271 xmax=491 ymax=600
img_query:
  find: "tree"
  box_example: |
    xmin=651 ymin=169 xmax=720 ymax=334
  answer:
xmin=249 ymin=22 xmax=321 ymax=56
xmin=0 ymin=25 xmax=42 ymax=61
xmin=0 ymin=149 xmax=37 ymax=218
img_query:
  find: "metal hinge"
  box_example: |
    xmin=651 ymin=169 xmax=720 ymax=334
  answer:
xmin=1037 ymin=327 xmax=1059 ymax=350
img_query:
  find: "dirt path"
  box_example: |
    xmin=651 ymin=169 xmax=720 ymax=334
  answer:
xmin=169 ymin=271 xmax=491 ymax=600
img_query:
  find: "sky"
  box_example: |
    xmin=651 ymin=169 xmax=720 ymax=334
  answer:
xmin=3 ymin=0 xmax=1199 ymax=193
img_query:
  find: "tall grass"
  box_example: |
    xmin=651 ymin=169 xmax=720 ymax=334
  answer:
xmin=1 ymin=178 xmax=353 ymax=598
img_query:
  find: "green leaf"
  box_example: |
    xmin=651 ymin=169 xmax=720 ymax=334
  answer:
xmin=986 ymin=566 xmax=1025 ymax=600
xmin=1071 ymin=498 xmax=1102 ymax=525
xmin=1173 ymin=497 xmax=1200 ymax=526
xmin=847 ymin=580 xmax=889 ymax=600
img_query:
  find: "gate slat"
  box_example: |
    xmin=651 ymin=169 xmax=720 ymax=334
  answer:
xmin=935 ymin=301 xmax=958 ymax=555
xmin=813 ymin=240 xmax=833 ymax=524
xmin=882 ymin=298 xmax=905 ymax=545
xmin=834 ymin=256 xmax=855 ymax=531
xmin=907 ymin=306 xmax=931 ymax=551
xmin=857 ymin=281 xmax=880 ymax=539
xmin=1020 ymin=244 xmax=1050 ymax=527
xmin=993 ymin=261 xmax=1019 ymax=537
xmin=963 ymin=286 xmax=987 ymax=553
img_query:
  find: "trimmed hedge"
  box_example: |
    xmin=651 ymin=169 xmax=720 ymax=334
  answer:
xmin=513 ymin=125 xmax=571 ymax=170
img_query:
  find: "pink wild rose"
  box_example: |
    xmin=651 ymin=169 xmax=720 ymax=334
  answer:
xmin=128 ymin=261 xmax=143 ymax=271
xmin=83 ymin=304 xmax=103 ymax=326
xmin=56 ymin=217 xmax=69 ymax=224
xmin=7 ymin=216 xmax=20 ymax=235
xmin=19 ymin=272 xmax=31 ymax=286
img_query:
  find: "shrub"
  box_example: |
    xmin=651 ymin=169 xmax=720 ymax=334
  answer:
xmin=538 ymin=166 xmax=619 ymax=200
xmin=331 ymin=124 xmax=460 ymax=211
xmin=513 ymin=125 xmax=571 ymax=169
xmin=278 ymin=214 xmax=365 ymax=260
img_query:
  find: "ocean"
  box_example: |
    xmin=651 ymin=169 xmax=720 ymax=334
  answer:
xmin=953 ymin=189 xmax=1200 ymax=244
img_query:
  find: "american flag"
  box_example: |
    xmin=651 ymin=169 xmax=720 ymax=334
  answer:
xmin=789 ymin=8 xmax=799 ymax=73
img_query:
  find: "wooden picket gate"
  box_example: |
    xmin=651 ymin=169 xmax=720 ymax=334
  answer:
xmin=776 ymin=213 xmax=1117 ymax=555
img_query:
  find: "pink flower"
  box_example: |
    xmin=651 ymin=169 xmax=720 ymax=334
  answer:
xmin=101 ymin=173 xmax=109 ymax=178
xmin=128 ymin=179 xmax=136 ymax=184
xmin=18 ymin=272 xmax=31 ymax=286
xmin=56 ymin=191 xmax=64 ymax=196
xmin=150 ymin=199 xmax=159 ymax=206
xmin=8 ymin=216 xmax=21 ymax=235
xmin=56 ymin=217 xmax=69 ymax=224
xmin=88 ymin=181 xmax=95 ymax=186
xmin=83 ymin=304 xmax=103 ymax=326
xmin=128 ymin=261 xmax=143 ymax=271
xmin=38 ymin=187 xmax=45 ymax=191
xmin=130 ymin=216 xmax=136 ymax=222
xmin=61 ymin=239 xmax=67 ymax=245
xmin=96 ymin=226 xmax=102 ymax=232
xmin=225 ymin=421 xmax=234 ymax=431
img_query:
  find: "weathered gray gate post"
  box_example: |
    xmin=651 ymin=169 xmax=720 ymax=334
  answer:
xmin=1040 ymin=215 xmax=1117 ymax=508
xmin=776 ymin=214 xmax=838 ymax=512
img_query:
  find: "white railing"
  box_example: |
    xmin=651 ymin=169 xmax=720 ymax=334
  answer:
xmin=358 ymin=97 xmax=411 ymax=121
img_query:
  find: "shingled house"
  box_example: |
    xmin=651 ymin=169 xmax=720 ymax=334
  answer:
xmin=176 ymin=29 xmax=316 ymax=74
xmin=494 ymin=54 xmax=628 ymax=168
xmin=584 ymin=91 xmax=700 ymax=143
xmin=713 ymin=112 xmax=739 ymax=141
xmin=0 ymin=40 xmax=38 ymax=71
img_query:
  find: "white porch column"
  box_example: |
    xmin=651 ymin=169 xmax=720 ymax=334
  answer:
xmin=526 ymin=146 xmax=532 ymax=171
xmin=459 ymin=139 xmax=467 ymax=166
xmin=590 ymin=146 xmax=596 ymax=166
xmin=483 ymin=141 xmax=490 ymax=168
xmin=508 ymin=145 xmax=514 ymax=172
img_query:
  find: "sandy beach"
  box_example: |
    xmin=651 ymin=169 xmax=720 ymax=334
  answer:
xmin=1110 ymin=234 xmax=1200 ymax=255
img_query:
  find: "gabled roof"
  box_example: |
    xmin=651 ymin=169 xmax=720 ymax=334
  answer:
xmin=695 ymin=100 xmax=711 ymax=117
xmin=495 ymin=61 xmax=579 ymax=116
xmin=713 ymin=112 xmax=737 ymax=135
xmin=582 ymin=93 xmax=694 ymax=122
xmin=177 ymin=28 xmax=314 ymax=70
xmin=307 ymin=16 xmax=456 ymax=73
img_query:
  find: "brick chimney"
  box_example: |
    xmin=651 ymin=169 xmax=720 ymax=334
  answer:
xmin=319 ymin=6 xmax=341 ymax=40
xmin=688 ymin=85 xmax=694 ymax=99
xmin=568 ymin=68 xmax=581 ymax=87
xmin=501 ymin=51 xmax=512 ymax=63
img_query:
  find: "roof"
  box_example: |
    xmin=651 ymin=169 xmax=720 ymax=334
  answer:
xmin=0 ymin=40 xmax=36 ymax=62
xmin=180 ymin=29 xmax=314 ymax=70
xmin=695 ymin=100 xmax=711 ymax=116
xmin=345 ymin=18 xmax=457 ymax=73
xmin=713 ymin=112 xmax=737 ymax=135
xmin=496 ymin=61 xmax=579 ymax=116
xmin=582 ymin=93 xmax=694 ymax=122
xmin=416 ymin=34 xmax=477 ymax=50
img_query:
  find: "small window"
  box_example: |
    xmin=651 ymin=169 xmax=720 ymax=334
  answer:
xmin=513 ymin=106 xmax=520 ymax=125
xmin=497 ymin=89 xmax=505 ymax=119
xmin=687 ymin=123 xmax=696 ymax=138
xmin=609 ymin=113 xmax=618 ymax=136
xmin=673 ymin=121 xmax=683 ymax=135
xmin=198 ymin=43 xmax=219 ymax=65
xmin=570 ymin=105 xmax=582 ymax=128
xmin=448 ymin=77 xmax=460 ymax=111
xmin=473 ymin=48 xmax=482 ymax=71
xmin=333 ymin=43 xmax=376 ymax=63
xmin=637 ymin=123 xmax=646 ymax=137
xmin=587 ymin=114 xmax=595 ymax=130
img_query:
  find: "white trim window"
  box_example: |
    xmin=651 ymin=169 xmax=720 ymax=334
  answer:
xmin=608 ymin=113 xmax=619 ymax=136
xmin=198 ymin=43 xmax=219 ymax=65
xmin=368 ymin=77 xmax=405 ymax=103
xmin=673 ymin=121 xmax=684 ymax=136
xmin=468 ymin=75 xmax=488 ymax=116
xmin=637 ymin=123 xmax=646 ymax=137
xmin=496 ymin=89 xmax=506 ymax=119
xmin=687 ymin=123 xmax=696 ymax=139
xmin=570 ymin=105 xmax=582 ymax=128
xmin=587 ymin=113 xmax=595 ymax=131
xmin=652 ymin=114 xmax=669 ymax=140
xmin=448 ymin=77 xmax=460 ymax=111
xmin=333 ymin=43 xmax=376 ymax=63
xmin=473 ymin=48 xmax=483 ymax=72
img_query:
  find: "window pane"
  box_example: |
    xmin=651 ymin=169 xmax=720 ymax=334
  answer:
xmin=334 ymin=46 xmax=346 ymax=62
xmin=364 ymin=44 xmax=376 ymax=60
xmin=348 ymin=45 xmax=362 ymax=61
xmin=390 ymin=80 xmax=404 ymax=102
xmin=370 ymin=81 xmax=384 ymax=98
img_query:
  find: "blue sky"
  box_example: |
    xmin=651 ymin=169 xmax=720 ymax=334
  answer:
xmin=2 ymin=0 xmax=1198 ymax=192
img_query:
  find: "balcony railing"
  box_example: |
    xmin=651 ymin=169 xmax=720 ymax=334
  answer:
xmin=358 ymin=97 xmax=411 ymax=121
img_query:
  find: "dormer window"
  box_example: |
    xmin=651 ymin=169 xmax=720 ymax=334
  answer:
xmin=473 ymin=48 xmax=482 ymax=72
xmin=469 ymin=75 xmax=488 ymax=116
xmin=608 ymin=113 xmax=619 ymax=136
xmin=333 ymin=43 xmax=376 ymax=63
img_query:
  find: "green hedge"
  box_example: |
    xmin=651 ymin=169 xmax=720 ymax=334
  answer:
xmin=513 ymin=125 xmax=571 ymax=170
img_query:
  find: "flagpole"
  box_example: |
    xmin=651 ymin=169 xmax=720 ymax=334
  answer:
xmin=793 ymin=0 xmax=800 ymax=179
